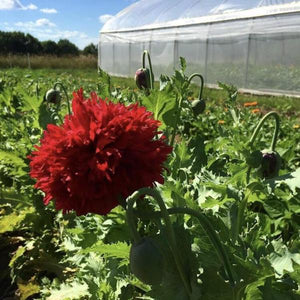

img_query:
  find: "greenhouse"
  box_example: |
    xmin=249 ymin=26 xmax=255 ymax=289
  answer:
xmin=99 ymin=0 xmax=300 ymax=93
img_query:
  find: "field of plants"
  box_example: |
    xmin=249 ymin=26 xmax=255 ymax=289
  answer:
xmin=0 ymin=55 xmax=300 ymax=300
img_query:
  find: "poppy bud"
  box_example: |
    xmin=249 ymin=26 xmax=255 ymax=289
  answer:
xmin=130 ymin=237 xmax=164 ymax=285
xmin=135 ymin=68 xmax=151 ymax=90
xmin=44 ymin=89 xmax=61 ymax=104
xmin=191 ymin=99 xmax=206 ymax=116
xmin=260 ymin=149 xmax=281 ymax=179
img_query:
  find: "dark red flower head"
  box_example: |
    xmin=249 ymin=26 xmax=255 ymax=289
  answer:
xmin=29 ymin=88 xmax=172 ymax=215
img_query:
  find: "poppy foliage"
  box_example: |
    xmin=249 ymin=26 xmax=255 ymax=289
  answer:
xmin=29 ymin=89 xmax=172 ymax=215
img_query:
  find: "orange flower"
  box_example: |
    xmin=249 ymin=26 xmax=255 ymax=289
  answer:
xmin=251 ymin=108 xmax=260 ymax=114
xmin=293 ymin=124 xmax=300 ymax=129
xmin=218 ymin=120 xmax=225 ymax=124
xmin=244 ymin=101 xmax=258 ymax=107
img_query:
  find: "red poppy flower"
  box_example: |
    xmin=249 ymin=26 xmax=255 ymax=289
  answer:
xmin=29 ymin=88 xmax=172 ymax=215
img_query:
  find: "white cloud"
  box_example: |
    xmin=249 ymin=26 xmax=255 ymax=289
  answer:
xmin=15 ymin=18 xmax=56 ymax=29
xmin=0 ymin=0 xmax=22 ymax=10
xmin=24 ymin=3 xmax=37 ymax=10
xmin=35 ymin=18 xmax=55 ymax=27
xmin=99 ymin=14 xmax=113 ymax=24
xmin=40 ymin=8 xmax=57 ymax=14
xmin=0 ymin=0 xmax=37 ymax=10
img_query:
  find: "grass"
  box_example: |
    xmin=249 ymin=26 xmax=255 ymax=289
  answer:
xmin=110 ymin=74 xmax=300 ymax=116
xmin=1 ymin=67 xmax=299 ymax=118
xmin=0 ymin=55 xmax=97 ymax=69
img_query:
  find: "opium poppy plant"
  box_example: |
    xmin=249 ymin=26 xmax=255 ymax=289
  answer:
xmin=29 ymin=89 xmax=172 ymax=215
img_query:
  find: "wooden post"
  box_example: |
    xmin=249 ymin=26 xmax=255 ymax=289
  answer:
xmin=27 ymin=52 xmax=31 ymax=69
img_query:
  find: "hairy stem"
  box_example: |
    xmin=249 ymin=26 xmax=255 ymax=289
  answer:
xmin=248 ymin=111 xmax=280 ymax=151
xmin=188 ymin=73 xmax=204 ymax=100
xmin=142 ymin=50 xmax=154 ymax=90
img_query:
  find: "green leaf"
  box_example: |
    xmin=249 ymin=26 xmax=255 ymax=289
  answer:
xmin=0 ymin=150 xmax=27 ymax=168
xmin=179 ymin=57 xmax=186 ymax=72
xmin=269 ymin=243 xmax=300 ymax=275
xmin=159 ymin=74 xmax=170 ymax=91
xmin=170 ymin=140 xmax=192 ymax=177
xmin=259 ymin=277 xmax=300 ymax=300
xmin=189 ymin=134 xmax=207 ymax=171
xmin=0 ymin=207 xmax=34 ymax=234
xmin=21 ymin=93 xmax=41 ymax=114
xmin=18 ymin=281 xmax=40 ymax=300
xmin=47 ymin=281 xmax=91 ymax=300
xmin=141 ymin=90 xmax=176 ymax=129
xmin=266 ymin=168 xmax=300 ymax=194
xmin=81 ymin=241 xmax=130 ymax=265
xmin=9 ymin=246 xmax=26 ymax=268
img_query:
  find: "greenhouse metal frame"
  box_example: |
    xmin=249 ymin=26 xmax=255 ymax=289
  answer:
xmin=99 ymin=0 xmax=300 ymax=93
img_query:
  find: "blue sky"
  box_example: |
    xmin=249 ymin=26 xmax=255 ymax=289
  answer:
xmin=0 ymin=0 xmax=135 ymax=49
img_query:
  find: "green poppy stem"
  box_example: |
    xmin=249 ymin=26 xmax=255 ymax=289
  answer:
xmin=126 ymin=188 xmax=192 ymax=297
xmin=234 ymin=191 xmax=250 ymax=242
xmin=36 ymin=80 xmax=39 ymax=99
xmin=134 ymin=206 xmax=236 ymax=287
xmin=53 ymin=82 xmax=71 ymax=115
xmin=142 ymin=50 xmax=154 ymax=90
xmin=248 ymin=111 xmax=280 ymax=151
xmin=170 ymin=95 xmax=182 ymax=147
xmin=188 ymin=73 xmax=204 ymax=100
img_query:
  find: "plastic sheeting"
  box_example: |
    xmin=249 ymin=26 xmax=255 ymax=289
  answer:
xmin=99 ymin=0 xmax=300 ymax=93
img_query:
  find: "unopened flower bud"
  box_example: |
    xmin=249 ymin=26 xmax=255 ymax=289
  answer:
xmin=260 ymin=149 xmax=281 ymax=178
xmin=135 ymin=68 xmax=151 ymax=90
xmin=44 ymin=89 xmax=61 ymax=104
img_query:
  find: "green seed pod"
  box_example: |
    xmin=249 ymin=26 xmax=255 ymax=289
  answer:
xmin=130 ymin=237 xmax=164 ymax=285
xmin=44 ymin=88 xmax=61 ymax=104
xmin=259 ymin=149 xmax=281 ymax=179
xmin=191 ymin=99 xmax=206 ymax=116
xmin=135 ymin=68 xmax=151 ymax=90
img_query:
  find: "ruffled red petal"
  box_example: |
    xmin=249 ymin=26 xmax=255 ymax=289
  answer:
xmin=29 ymin=89 xmax=172 ymax=215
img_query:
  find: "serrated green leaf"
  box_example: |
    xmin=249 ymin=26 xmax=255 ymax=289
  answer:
xmin=9 ymin=246 xmax=26 ymax=268
xmin=0 ymin=150 xmax=27 ymax=168
xmin=81 ymin=241 xmax=130 ymax=263
xmin=47 ymin=281 xmax=91 ymax=300
xmin=21 ymin=93 xmax=41 ymax=114
xmin=266 ymin=168 xmax=300 ymax=194
xmin=179 ymin=57 xmax=186 ymax=72
xmin=18 ymin=281 xmax=40 ymax=300
xmin=141 ymin=90 xmax=175 ymax=129
xmin=0 ymin=207 xmax=34 ymax=234
xmin=270 ymin=244 xmax=300 ymax=275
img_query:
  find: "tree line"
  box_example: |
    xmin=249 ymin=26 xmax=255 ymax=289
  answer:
xmin=0 ymin=31 xmax=97 ymax=56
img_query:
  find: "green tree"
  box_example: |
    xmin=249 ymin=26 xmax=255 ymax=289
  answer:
xmin=0 ymin=31 xmax=42 ymax=54
xmin=24 ymin=33 xmax=42 ymax=54
xmin=41 ymin=40 xmax=59 ymax=55
xmin=83 ymin=43 xmax=97 ymax=56
xmin=57 ymin=39 xmax=79 ymax=56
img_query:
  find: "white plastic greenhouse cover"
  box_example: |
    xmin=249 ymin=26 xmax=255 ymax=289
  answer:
xmin=99 ymin=0 xmax=300 ymax=93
